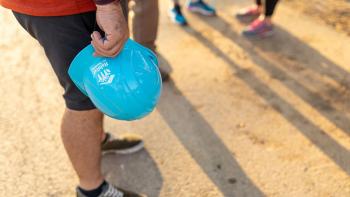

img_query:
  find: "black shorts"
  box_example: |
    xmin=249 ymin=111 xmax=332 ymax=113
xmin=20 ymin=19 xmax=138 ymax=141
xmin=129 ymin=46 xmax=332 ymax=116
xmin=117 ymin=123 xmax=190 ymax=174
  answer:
xmin=12 ymin=1 xmax=128 ymax=110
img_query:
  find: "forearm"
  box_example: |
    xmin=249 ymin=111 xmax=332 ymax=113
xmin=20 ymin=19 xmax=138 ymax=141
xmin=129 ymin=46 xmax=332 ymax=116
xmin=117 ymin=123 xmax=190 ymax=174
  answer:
xmin=92 ymin=0 xmax=129 ymax=57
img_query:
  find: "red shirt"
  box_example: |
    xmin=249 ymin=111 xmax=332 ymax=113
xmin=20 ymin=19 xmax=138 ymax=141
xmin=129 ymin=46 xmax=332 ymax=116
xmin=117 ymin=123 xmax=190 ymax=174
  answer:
xmin=0 ymin=0 xmax=96 ymax=16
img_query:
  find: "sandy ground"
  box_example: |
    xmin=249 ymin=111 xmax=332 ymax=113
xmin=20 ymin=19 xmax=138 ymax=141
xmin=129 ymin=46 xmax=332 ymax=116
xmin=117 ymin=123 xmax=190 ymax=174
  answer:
xmin=285 ymin=0 xmax=350 ymax=36
xmin=1 ymin=0 xmax=350 ymax=196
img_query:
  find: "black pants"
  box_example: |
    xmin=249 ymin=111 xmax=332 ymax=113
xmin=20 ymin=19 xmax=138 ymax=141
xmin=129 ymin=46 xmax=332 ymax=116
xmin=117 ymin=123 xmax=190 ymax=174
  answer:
xmin=256 ymin=0 xmax=279 ymax=17
xmin=13 ymin=0 xmax=128 ymax=110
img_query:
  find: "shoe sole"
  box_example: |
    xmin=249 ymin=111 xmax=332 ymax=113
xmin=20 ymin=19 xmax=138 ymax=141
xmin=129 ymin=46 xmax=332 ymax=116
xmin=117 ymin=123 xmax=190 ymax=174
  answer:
xmin=102 ymin=141 xmax=145 ymax=155
xmin=243 ymin=32 xmax=274 ymax=39
xmin=261 ymin=30 xmax=274 ymax=38
xmin=236 ymin=12 xmax=260 ymax=18
xmin=171 ymin=18 xmax=188 ymax=26
xmin=188 ymin=7 xmax=216 ymax=16
xmin=242 ymin=29 xmax=274 ymax=38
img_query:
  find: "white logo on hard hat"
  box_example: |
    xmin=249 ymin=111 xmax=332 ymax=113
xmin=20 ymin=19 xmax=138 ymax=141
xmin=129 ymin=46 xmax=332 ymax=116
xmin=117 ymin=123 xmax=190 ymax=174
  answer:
xmin=91 ymin=60 xmax=115 ymax=86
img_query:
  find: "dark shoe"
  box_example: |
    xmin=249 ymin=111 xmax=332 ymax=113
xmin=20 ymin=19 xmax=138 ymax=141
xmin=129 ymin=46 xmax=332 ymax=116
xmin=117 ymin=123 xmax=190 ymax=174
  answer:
xmin=101 ymin=132 xmax=144 ymax=155
xmin=159 ymin=66 xmax=170 ymax=82
xmin=169 ymin=5 xmax=188 ymax=26
xmin=76 ymin=182 xmax=147 ymax=197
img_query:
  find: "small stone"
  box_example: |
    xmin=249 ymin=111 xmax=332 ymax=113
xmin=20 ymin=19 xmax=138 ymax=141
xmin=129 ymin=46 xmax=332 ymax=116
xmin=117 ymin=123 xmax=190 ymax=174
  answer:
xmin=228 ymin=178 xmax=237 ymax=184
xmin=216 ymin=164 xmax=221 ymax=170
xmin=236 ymin=122 xmax=246 ymax=129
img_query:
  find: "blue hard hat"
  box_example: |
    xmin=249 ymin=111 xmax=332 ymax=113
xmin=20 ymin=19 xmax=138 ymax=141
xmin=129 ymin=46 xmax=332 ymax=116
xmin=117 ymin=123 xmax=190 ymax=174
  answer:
xmin=68 ymin=39 xmax=162 ymax=121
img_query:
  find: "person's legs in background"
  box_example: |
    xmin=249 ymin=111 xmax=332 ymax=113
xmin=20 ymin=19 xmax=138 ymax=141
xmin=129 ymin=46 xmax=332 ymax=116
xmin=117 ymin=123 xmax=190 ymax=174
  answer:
xmin=262 ymin=0 xmax=279 ymax=24
xmin=242 ymin=0 xmax=280 ymax=37
xmin=168 ymin=0 xmax=188 ymax=25
xmin=131 ymin=0 xmax=159 ymax=51
xmin=168 ymin=0 xmax=216 ymax=26
xmin=131 ymin=0 xmax=170 ymax=81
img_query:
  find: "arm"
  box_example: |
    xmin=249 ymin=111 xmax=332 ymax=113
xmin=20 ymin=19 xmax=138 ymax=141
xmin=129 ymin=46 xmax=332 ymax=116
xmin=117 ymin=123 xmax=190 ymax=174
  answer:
xmin=91 ymin=0 xmax=129 ymax=57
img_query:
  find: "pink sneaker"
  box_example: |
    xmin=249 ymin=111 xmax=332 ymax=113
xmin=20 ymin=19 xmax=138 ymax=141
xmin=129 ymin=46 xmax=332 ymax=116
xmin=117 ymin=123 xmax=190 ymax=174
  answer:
xmin=236 ymin=6 xmax=260 ymax=18
xmin=242 ymin=18 xmax=274 ymax=37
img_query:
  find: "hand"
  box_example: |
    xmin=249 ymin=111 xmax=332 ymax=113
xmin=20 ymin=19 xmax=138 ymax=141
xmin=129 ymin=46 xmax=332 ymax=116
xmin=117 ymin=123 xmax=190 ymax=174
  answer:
xmin=91 ymin=1 xmax=129 ymax=57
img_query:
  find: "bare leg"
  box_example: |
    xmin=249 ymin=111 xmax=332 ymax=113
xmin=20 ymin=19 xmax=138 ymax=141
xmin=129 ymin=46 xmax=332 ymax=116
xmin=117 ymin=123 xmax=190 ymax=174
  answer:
xmin=132 ymin=0 xmax=170 ymax=80
xmin=61 ymin=108 xmax=104 ymax=190
xmin=171 ymin=0 xmax=180 ymax=5
xmin=260 ymin=0 xmax=279 ymax=24
xmin=132 ymin=0 xmax=159 ymax=51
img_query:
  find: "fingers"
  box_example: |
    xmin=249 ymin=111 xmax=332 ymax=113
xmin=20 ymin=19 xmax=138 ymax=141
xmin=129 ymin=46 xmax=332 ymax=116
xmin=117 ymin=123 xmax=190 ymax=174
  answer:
xmin=91 ymin=31 xmax=104 ymax=46
xmin=91 ymin=31 xmax=127 ymax=57
xmin=93 ymin=2 xmax=129 ymax=58
xmin=91 ymin=39 xmax=124 ymax=57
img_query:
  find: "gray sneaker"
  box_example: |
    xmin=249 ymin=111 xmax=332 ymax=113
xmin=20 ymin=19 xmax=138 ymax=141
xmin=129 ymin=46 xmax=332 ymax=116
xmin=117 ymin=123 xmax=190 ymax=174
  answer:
xmin=101 ymin=132 xmax=144 ymax=155
xmin=76 ymin=182 xmax=147 ymax=197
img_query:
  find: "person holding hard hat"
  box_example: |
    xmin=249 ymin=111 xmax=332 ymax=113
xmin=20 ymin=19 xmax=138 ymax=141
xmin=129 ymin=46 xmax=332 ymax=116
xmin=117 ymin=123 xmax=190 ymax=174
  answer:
xmin=0 ymin=0 xmax=150 ymax=196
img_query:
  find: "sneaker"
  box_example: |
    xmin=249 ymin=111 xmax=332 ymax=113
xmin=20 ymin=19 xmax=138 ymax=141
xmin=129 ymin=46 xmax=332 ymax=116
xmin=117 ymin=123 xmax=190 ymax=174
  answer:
xmin=101 ymin=132 xmax=144 ymax=155
xmin=76 ymin=182 xmax=147 ymax=197
xmin=242 ymin=18 xmax=274 ymax=37
xmin=236 ymin=5 xmax=260 ymax=18
xmin=159 ymin=66 xmax=170 ymax=82
xmin=169 ymin=5 xmax=187 ymax=26
xmin=187 ymin=0 xmax=216 ymax=16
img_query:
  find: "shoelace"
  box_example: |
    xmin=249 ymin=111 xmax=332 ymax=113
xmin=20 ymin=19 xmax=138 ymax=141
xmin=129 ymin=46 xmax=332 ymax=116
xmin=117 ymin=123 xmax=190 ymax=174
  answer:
xmin=101 ymin=185 xmax=124 ymax=197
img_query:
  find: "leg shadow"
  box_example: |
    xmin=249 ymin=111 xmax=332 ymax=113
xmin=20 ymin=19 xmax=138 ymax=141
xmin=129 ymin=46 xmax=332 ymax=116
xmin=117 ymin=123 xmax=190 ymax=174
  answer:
xmin=102 ymin=150 xmax=163 ymax=197
xmin=193 ymin=14 xmax=350 ymax=136
xmin=157 ymin=79 xmax=265 ymax=196
xmin=180 ymin=26 xmax=350 ymax=176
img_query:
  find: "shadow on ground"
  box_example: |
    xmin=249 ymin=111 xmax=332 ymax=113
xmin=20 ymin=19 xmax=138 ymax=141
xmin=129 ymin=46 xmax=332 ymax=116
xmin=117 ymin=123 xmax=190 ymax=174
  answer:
xmin=102 ymin=150 xmax=163 ymax=197
xmin=157 ymin=55 xmax=265 ymax=196
xmin=195 ymin=14 xmax=350 ymax=136
xmin=180 ymin=15 xmax=350 ymax=176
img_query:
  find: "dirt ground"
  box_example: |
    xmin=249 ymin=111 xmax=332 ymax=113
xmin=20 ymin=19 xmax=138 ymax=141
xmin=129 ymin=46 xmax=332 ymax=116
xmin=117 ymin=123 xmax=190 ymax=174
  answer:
xmin=286 ymin=0 xmax=350 ymax=36
xmin=0 ymin=0 xmax=350 ymax=196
